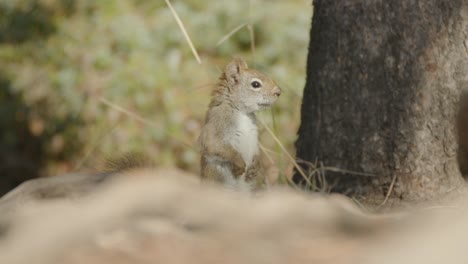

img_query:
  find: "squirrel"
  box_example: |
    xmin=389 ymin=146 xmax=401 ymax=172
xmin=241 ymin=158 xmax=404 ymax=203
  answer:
xmin=457 ymin=90 xmax=468 ymax=178
xmin=198 ymin=57 xmax=281 ymax=191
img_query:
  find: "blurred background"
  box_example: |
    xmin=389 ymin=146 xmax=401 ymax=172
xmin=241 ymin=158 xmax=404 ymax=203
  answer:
xmin=0 ymin=0 xmax=311 ymax=195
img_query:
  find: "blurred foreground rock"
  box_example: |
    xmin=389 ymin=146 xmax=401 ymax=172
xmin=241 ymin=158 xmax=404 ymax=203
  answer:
xmin=0 ymin=168 xmax=468 ymax=264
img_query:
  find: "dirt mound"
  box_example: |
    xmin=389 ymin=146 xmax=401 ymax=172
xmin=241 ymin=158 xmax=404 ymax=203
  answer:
xmin=0 ymin=168 xmax=467 ymax=264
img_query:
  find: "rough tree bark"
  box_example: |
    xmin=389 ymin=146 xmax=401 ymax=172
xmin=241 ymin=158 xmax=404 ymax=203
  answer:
xmin=294 ymin=0 xmax=468 ymax=201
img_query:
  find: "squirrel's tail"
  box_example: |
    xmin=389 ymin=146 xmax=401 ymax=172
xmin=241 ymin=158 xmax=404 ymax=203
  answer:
xmin=101 ymin=152 xmax=154 ymax=173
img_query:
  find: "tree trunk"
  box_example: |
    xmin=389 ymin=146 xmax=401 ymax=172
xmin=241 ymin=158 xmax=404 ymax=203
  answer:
xmin=294 ymin=0 xmax=468 ymax=202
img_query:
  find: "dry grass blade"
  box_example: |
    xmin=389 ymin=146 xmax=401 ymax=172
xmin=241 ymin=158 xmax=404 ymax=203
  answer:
xmin=258 ymin=118 xmax=312 ymax=187
xmin=247 ymin=24 xmax=256 ymax=58
xmin=259 ymin=143 xmax=275 ymax=164
xmin=164 ymin=0 xmax=202 ymax=64
xmin=99 ymin=97 xmax=156 ymax=128
xmin=74 ymin=123 xmax=120 ymax=170
xmin=247 ymin=0 xmax=256 ymax=60
xmin=98 ymin=97 xmax=193 ymax=149
xmin=464 ymin=40 xmax=468 ymax=55
xmin=216 ymin=23 xmax=248 ymax=46
xmin=378 ymin=173 xmax=397 ymax=208
xmin=322 ymin=166 xmax=376 ymax=177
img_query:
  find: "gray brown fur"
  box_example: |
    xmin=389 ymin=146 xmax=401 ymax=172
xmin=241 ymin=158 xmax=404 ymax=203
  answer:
xmin=198 ymin=58 xmax=281 ymax=190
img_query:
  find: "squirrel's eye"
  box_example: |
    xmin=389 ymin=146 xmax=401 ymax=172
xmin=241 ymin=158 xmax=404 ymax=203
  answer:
xmin=251 ymin=81 xmax=262 ymax=89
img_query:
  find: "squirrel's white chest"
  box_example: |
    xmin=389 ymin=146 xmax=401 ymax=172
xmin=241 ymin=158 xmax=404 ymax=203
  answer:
xmin=232 ymin=113 xmax=258 ymax=167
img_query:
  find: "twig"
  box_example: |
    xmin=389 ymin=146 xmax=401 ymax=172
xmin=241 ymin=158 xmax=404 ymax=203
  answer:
xmin=164 ymin=0 xmax=202 ymax=64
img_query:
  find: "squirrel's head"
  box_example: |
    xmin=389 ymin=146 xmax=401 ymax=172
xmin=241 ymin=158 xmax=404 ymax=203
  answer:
xmin=217 ymin=57 xmax=281 ymax=113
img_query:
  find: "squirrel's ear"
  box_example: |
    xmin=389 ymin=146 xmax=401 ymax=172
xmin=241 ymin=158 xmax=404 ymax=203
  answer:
xmin=225 ymin=57 xmax=248 ymax=84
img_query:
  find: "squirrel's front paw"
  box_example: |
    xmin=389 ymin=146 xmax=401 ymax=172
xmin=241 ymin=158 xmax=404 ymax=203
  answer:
xmin=232 ymin=158 xmax=246 ymax=177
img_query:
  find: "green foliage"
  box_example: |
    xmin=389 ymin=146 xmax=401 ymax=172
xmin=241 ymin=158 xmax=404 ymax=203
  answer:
xmin=0 ymin=0 xmax=311 ymax=179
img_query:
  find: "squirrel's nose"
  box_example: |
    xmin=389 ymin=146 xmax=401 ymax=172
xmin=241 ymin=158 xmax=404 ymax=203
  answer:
xmin=273 ymin=87 xmax=281 ymax=97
